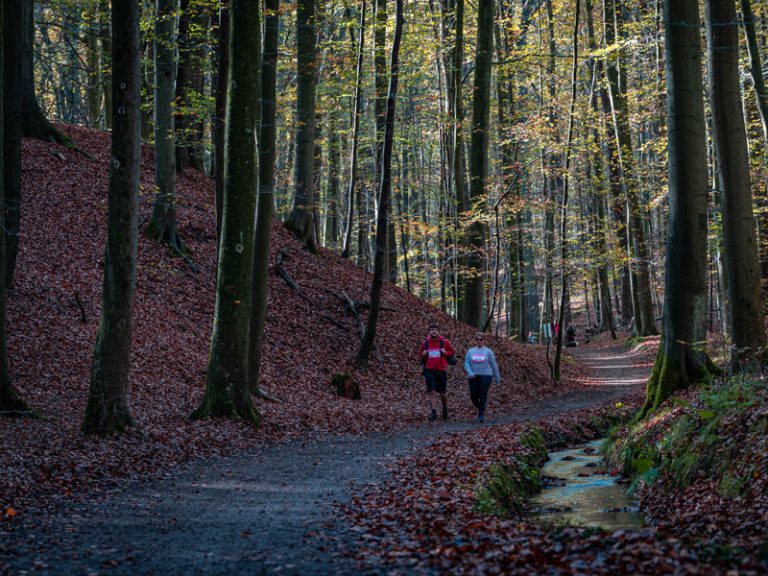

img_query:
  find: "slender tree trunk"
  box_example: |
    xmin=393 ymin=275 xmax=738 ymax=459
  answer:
xmin=214 ymin=1 xmax=229 ymax=246
xmin=99 ymin=0 xmax=112 ymax=130
xmin=341 ymin=0 xmax=365 ymax=259
xmin=325 ymin=115 xmax=340 ymax=248
xmin=193 ymin=0 xmax=260 ymax=423
xmin=706 ymin=0 xmax=767 ymax=369
xmin=148 ymin=0 xmax=183 ymax=253
xmin=603 ymin=0 xmax=656 ymax=336
xmin=357 ymin=0 xmax=404 ymax=367
xmin=85 ymin=0 xmax=103 ymax=125
xmin=174 ymin=0 xmax=207 ymax=173
xmin=553 ymin=0 xmax=581 ymax=382
xmin=248 ymin=0 xmax=279 ymax=397
xmin=286 ymin=0 xmax=318 ymax=251
xmin=641 ymin=0 xmax=714 ymax=418
xmin=461 ymin=0 xmax=493 ymax=328
xmin=82 ymin=0 xmax=142 ymax=435
xmin=586 ymin=0 xmax=616 ymax=338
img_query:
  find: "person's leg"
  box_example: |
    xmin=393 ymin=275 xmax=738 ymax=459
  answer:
xmin=477 ymin=375 xmax=492 ymax=418
xmin=469 ymin=378 xmax=480 ymax=409
xmin=436 ymin=372 xmax=448 ymax=419
xmin=424 ymin=370 xmax=438 ymax=420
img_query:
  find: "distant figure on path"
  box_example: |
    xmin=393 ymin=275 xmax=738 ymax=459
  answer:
xmin=464 ymin=332 xmax=501 ymax=423
xmin=418 ymin=323 xmax=456 ymax=421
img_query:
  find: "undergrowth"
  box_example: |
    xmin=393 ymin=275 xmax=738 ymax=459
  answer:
xmin=604 ymin=375 xmax=768 ymax=498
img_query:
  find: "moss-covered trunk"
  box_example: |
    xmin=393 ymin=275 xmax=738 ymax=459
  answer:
xmin=641 ymin=0 xmax=712 ymax=419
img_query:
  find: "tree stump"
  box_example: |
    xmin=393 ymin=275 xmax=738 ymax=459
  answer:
xmin=331 ymin=373 xmax=360 ymax=400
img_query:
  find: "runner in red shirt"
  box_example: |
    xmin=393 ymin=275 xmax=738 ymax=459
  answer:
xmin=418 ymin=323 xmax=456 ymax=421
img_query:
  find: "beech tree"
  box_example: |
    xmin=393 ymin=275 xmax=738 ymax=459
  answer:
xmin=147 ymin=0 xmax=183 ymax=253
xmin=641 ymin=0 xmax=713 ymax=418
xmin=2 ymin=0 xmax=21 ymax=288
xmin=82 ymin=0 xmax=141 ymax=435
xmin=248 ymin=0 xmax=279 ymax=396
xmin=461 ymin=0 xmax=493 ymax=329
xmin=341 ymin=0 xmax=365 ymax=260
xmin=705 ymin=0 xmax=766 ymax=369
xmin=192 ymin=0 xmax=259 ymax=424
xmin=0 ymin=2 xmax=30 ymax=417
xmin=286 ymin=0 xmax=318 ymax=252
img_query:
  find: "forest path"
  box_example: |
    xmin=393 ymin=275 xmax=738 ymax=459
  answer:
xmin=4 ymin=342 xmax=651 ymax=576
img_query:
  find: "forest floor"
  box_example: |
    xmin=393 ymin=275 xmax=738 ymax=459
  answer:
xmin=1 ymin=340 xmax=650 ymax=575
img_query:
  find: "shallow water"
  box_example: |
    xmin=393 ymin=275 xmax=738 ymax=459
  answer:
xmin=531 ymin=439 xmax=644 ymax=530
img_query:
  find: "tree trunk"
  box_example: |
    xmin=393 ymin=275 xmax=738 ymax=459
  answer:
xmin=740 ymin=0 xmax=768 ymax=143
xmin=85 ymin=0 xmax=103 ymax=125
xmin=20 ymin=0 xmax=72 ymax=145
xmin=356 ymin=0 xmax=404 ymax=367
xmin=2 ymin=0 xmax=21 ymax=288
xmin=0 ymin=4 xmax=30 ymax=417
xmin=174 ymin=0 xmax=207 ymax=173
xmin=553 ymin=0 xmax=581 ymax=382
xmin=586 ymin=0 xmax=616 ymax=338
xmin=325 ymin=115 xmax=340 ymax=248
xmin=641 ymin=0 xmax=713 ymax=418
xmin=461 ymin=0 xmax=493 ymax=329
xmin=286 ymin=0 xmax=318 ymax=252
xmin=99 ymin=0 xmax=112 ymax=130
xmin=147 ymin=0 xmax=183 ymax=253
xmin=603 ymin=0 xmax=656 ymax=336
xmin=739 ymin=0 xmax=768 ymax=297
xmin=341 ymin=0 xmax=365 ymax=259
xmin=213 ymin=1 xmax=229 ymax=246
xmin=706 ymin=0 xmax=767 ymax=369
xmin=82 ymin=0 xmax=142 ymax=435
xmin=248 ymin=0 xmax=278 ymax=396
xmin=192 ymin=0 xmax=260 ymax=424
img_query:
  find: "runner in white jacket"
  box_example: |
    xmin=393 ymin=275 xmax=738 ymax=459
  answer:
xmin=463 ymin=332 xmax=501 ymax=422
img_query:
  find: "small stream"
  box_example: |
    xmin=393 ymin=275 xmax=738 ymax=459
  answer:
xmin=531 ymin=439 xmax=644 ymax=530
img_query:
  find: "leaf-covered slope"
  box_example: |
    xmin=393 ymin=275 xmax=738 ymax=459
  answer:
xmin=0 ymin=126 xmax=581 ymax=509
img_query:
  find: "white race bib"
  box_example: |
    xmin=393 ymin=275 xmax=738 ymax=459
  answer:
xmin=471 ymin=354 xmax=486 ymax=363
xmin=428 ymin=349 xmax=441 ymax=358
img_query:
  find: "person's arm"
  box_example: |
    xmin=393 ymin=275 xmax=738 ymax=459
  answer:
xmin=443 ymin=338 xmax=456 ymax=358
xmin=464 ymin=349 xmax=474 ymax=378
xmin=489 ymin=350 xmax=501 ymax=383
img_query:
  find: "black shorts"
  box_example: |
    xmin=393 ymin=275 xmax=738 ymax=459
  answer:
xmin=423 ymin=369 xmax=447 ymax=394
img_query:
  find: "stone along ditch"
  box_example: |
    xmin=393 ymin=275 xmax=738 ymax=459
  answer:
xmin=531 ymin=439 xmax=644 ymax=530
